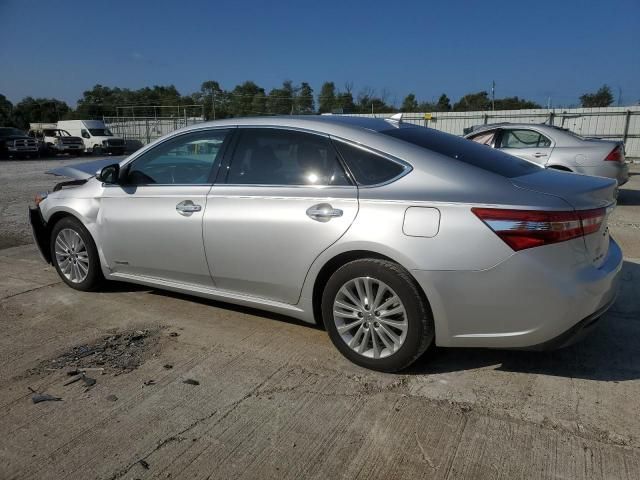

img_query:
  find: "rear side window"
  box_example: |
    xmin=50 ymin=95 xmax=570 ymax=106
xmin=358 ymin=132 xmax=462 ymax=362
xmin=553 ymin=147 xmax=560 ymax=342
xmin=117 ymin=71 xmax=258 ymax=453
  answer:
xmin=499 ymin=129 xmax=552 ymax=149
xmin=468 ymin=130 xmax=497 ymax=146
xmin=227 ymin=129 xmax=350 ymax=186
xmin=333 ymin=140 xmax=406 ymax=186
xmin=381 ymin=126 xmax=541 ymax=178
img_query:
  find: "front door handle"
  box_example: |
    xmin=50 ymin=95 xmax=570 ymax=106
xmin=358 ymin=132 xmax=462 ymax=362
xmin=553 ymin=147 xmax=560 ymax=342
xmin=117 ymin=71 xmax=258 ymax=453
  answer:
xmin=306 ymin=203 xmax=343 ymax=222
xmin=176 ymin=200 xmax=202 ymax=216
xmin=533 ymin=152 xmax=548 ymax=158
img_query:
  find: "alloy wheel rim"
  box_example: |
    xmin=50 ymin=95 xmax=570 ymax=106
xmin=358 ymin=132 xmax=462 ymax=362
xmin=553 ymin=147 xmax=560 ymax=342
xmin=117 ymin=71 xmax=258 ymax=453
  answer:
xmin=54 ymin=228 xmax=89 ymax=283
xmin=333 ymin=277 xmax=408 ymax=359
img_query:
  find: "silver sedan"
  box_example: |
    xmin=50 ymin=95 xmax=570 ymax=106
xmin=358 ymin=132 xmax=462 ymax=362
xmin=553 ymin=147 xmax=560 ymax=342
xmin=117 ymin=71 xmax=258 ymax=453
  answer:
xmin=464 ymin=123 xmax=629 ymax=185
xmin=30 ymin=116 xmax=623 ymax=371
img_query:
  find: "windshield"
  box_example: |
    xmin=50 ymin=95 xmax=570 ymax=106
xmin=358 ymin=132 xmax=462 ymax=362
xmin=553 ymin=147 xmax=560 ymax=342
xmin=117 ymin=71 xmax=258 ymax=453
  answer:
xmin=88 ymin=128 xmax=113 ymax=137
xmin=43 ymin=129 xmax=71 ymax=137
xmin=0 ymin=128 xmax=26 ymax=137
xmin=381 ymin=126 xmax=542 ymax=178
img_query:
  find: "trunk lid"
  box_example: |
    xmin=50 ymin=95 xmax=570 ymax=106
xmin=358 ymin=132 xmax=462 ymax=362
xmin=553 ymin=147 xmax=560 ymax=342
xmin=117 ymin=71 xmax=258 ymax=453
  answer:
xmin=512 ymin=169 xmax=617 ymax=266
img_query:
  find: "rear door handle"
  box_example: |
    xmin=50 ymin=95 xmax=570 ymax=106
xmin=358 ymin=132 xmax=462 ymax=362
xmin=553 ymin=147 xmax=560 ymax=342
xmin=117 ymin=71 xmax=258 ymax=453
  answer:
xmin=306 ymin=203 xmax=343 ymax=222
xmin=176 ymin=200 xmax=202 ymax=216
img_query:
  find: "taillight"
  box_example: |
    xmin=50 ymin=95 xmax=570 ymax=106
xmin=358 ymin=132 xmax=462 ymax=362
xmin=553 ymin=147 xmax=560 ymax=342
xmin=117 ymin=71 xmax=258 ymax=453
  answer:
xmin=605 ymin=145 xmax=624 ymax=162
xmin=472 ymin=207 xmax=606 ymax=251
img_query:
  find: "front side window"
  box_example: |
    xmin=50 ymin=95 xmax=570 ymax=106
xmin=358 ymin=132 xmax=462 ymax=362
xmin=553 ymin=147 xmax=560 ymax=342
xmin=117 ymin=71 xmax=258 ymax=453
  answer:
xmin=227 ymin=128 xmax=350 ymax=186
xmin=81 ymin=129 xmax=90 ymax=139
xmin=88 ymin=128 xmax=113 ymax=137
xmin=124 ymin=129 xmax=230 ymax=185
xmin=333 ymin=140 xmax=406 ymax=186
xmin=499 ymin=129 xmax=551 ymax=149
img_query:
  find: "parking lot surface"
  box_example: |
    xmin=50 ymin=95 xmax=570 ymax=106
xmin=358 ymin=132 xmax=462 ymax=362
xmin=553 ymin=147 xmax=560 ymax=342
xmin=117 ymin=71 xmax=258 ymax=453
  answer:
xmin=1 ymin=158 xmax=640 ymax=479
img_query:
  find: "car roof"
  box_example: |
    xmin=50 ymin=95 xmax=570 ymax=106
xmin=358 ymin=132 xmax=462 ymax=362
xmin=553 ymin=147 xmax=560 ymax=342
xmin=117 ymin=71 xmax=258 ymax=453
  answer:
xmin=179 ymin=115 xmax=411 ymax=137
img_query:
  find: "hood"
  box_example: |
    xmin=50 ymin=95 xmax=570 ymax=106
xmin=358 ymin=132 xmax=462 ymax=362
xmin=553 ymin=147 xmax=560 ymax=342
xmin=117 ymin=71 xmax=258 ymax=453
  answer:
xmin=3 ymin=135 xmax=31 ymax=141
xmin=46 ymin=158 xmax=118 ymax=179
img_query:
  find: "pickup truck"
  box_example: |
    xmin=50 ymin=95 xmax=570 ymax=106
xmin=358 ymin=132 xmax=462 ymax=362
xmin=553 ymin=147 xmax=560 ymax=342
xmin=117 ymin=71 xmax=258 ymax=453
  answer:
xmin=28 ymin=123 xmax=85 ymax=156
xmin=0 ymin=127 xmax=39 ymax=159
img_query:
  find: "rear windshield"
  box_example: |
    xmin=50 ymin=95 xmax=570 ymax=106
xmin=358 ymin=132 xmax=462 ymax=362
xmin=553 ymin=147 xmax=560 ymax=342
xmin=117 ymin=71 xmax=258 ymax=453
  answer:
xmin=381 ymin=126 xmax=541 ymax=178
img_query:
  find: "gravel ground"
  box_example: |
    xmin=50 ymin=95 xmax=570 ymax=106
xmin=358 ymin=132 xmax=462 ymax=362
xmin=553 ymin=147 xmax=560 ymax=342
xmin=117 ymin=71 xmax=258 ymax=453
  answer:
xmin=1 ymin=158 xmax=639 ymax=479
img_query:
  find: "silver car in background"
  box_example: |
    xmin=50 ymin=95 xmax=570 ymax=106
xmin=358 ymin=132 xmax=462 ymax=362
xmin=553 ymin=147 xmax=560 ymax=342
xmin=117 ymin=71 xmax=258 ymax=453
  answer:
xmin=30 ymin=116 xmax=623 ymax=372
xmin=465 ymin=123 xmax=629 ymax=185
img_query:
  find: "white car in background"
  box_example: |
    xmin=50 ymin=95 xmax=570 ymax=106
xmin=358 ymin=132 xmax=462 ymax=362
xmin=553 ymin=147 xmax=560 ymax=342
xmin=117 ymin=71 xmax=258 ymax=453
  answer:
xmin=465 ymin=123 xmax=629 ymax=185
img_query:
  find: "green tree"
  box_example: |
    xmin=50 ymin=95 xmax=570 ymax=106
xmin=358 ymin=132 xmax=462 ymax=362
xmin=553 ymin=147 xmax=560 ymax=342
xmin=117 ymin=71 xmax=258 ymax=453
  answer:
xmin=401 ymin=93 xmax=418 ymax=112
xmin=318 ymin=82 xmax=336 ymax=113
xmin=296 ymin=82 xmax=315 ymax=114
xmin=267 ymin=80 xmax=295 ymax=115
xmin=229 ymin=81 xmax=265 ymax=117
xmin=12 ymin=97 xmax=70 ymax=129
xmin=494 ymin=96 xmax=541 ymax=110
xmin=0 ymin=94 xmax=13 ymax=126
xmin=435 ymin=94 xmax=451 ymax=111
xmin=453 ymin=91 xmax=491 ymax=111
xmin=251 ymin=90 xmax=267 ymax=115
xmin=199 ymin=80 xmax=229 ymax=119
xmin=580 ymin=85 xmax=614 ymax=107
xmin=335 ymin=92 xmax=356 ymax=113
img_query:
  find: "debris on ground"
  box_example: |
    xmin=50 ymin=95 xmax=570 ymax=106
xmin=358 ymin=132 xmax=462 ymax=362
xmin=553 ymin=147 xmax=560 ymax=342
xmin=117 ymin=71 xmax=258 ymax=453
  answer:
xmin=138 ymin=459 xmax=150 ymax=469
xmin=163 ymin=364 xmax=173 ymax=369
xmin=183 ymin=379 xmax=200 ymax=386
xmin=143 ymin=380 xmax=156 ymax=386
xmin=169 ymin=332 xmax=180 ymax=337
xmin=26 ymin=328 xmax=163 ymax=377
xmin=63 ymin=374 xmax=83 ymax=386
xmin=82 ymin=375 xmax=96 ymax=387
xmin=31 ymin=393 xmax=62 ymax=404
xmin=106 ymin=394 xmax=118 ymax=402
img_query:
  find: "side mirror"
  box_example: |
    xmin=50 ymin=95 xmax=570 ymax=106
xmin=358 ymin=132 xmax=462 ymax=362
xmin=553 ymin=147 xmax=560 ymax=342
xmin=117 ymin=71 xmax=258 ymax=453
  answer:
xmin=97 ymin=163 xmax=120 ymax=184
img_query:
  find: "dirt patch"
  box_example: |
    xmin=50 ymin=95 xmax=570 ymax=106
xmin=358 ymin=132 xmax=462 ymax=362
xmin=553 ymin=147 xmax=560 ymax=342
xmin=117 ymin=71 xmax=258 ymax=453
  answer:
xmin=27 ymin=327 xmax=165 ymax=376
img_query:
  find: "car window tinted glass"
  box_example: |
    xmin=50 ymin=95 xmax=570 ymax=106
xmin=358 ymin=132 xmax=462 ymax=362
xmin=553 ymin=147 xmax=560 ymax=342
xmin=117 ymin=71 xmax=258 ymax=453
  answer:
xmin=126 ymin=129 xmax=229 ymax=185
xmin=469 ymin=130 xmax=496 ymax=146
xmin=381 ymin=126 xmax=541 ymax=178
xmin=333 ymin=140 xmax=405 ymax=185
xmin=500 ymin=129 xmax=551 ymax=149
xmin=227 ymin=129 xmax=350 ymax=186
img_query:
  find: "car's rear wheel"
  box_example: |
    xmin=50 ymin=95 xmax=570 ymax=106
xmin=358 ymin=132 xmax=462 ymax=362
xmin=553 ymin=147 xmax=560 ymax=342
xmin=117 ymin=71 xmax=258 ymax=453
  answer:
xmin=50 ymin=216 xmax=103 ymax=291
xmin=322 ymin=259 xmax=434 ymax=372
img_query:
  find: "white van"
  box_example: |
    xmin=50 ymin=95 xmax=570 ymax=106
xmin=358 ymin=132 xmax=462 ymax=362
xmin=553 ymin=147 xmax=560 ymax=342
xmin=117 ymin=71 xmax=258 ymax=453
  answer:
xmin=57 ymin=120 xmax=125 ymax=155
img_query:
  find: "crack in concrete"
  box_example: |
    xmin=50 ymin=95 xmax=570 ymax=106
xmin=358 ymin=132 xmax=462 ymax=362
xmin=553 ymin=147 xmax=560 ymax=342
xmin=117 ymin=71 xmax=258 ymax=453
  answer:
xmin=0 ymin=281 xmax=60 ymax=301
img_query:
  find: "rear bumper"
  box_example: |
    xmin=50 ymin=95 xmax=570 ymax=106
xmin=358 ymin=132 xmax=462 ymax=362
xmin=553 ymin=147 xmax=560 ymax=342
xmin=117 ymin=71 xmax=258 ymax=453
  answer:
xmin=523 ymin=295 xmax=615 ymax=350
xmin=28 ymin=207 xmax=51 ymax=264
xmin=412 ymin=237 xmax=623 ymax=349
xmin=579 ymin=162 xmax=629 ymax=186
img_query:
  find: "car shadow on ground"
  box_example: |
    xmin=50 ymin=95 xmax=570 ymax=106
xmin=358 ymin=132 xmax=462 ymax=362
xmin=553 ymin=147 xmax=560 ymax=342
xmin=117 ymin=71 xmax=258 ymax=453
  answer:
xmin=618 ymin=187 xmax=640 ymax=206
xmin=99 ymin=261 xmax=639 ymax=381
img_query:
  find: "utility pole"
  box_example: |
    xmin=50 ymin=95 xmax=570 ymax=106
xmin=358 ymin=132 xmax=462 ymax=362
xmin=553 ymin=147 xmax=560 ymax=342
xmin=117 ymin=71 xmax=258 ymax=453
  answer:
xmin=491 ymin=80 xmax=495 ymax=111
xmin=212 ymin=90 xmax=216 ymax=120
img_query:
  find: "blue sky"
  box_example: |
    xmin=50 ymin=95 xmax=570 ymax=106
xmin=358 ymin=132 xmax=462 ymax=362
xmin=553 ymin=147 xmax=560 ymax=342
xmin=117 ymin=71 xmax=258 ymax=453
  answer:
xmin=1 ymin=0 xmax=639 ymax=107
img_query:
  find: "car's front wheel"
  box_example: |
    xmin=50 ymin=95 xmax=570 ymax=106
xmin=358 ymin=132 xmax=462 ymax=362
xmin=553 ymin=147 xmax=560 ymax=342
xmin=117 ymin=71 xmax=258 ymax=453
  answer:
xmin=50 ymin=216 xmax=103 ymax=291
xmin=322 ymin=259 xmax=434 ymax=372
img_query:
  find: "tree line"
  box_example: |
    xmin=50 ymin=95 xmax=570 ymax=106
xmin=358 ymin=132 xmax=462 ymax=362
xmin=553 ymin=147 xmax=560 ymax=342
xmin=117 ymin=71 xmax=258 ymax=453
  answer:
xmin=0 ymin=81 xmax=618 ymax=130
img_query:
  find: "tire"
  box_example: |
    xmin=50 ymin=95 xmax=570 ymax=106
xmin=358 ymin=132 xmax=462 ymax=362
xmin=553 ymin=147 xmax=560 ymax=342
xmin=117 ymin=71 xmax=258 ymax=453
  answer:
xmin=321 ymin=259 xmax=434 ymax=372
xmin=93 ymin=145 xmax=104 ymax=155
xmin=50 ymin=216 xmax=104 ymax=291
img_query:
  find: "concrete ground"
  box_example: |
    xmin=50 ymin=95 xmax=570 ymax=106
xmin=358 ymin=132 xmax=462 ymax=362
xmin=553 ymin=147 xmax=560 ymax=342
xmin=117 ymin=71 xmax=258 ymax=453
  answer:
xmin=0 ymin=158 xmax=639 ymax=479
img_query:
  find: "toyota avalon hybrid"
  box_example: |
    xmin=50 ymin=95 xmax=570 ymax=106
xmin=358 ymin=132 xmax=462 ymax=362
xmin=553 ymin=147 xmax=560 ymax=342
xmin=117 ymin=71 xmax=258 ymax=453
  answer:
xmin=29 ymin=116 xmax=622 ymax=372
